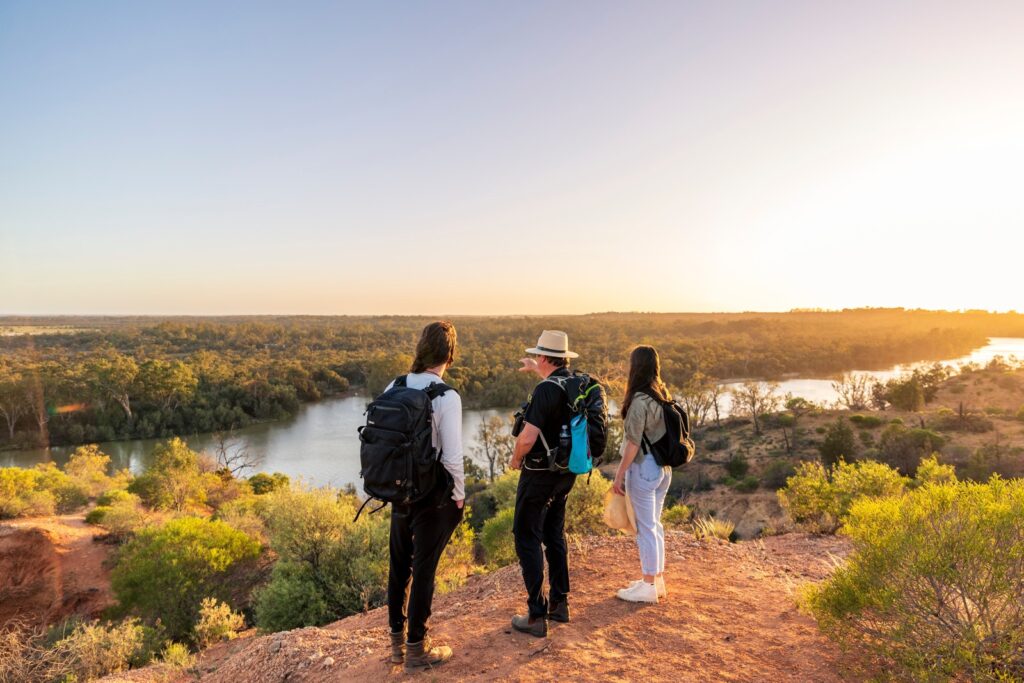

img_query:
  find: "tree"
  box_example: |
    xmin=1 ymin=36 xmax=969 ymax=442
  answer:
xmin=473 ymin=415 xmax=515 ymax=482
xmin=885 ymin=376 xmax=925 ymax=412
xmin=111 ymin=517 xmax=260 ymax=640
xmin=678 ymin=371 xmax=716 ymax=428
xmin=210 ymin=430 xmax=258 ymax=476
xmin=819 ymin=417 xmax=857 ymax=470
xmin=782 ymin=395 xmax=817 ymax=452
xmin=87 ymin=351 xmax=139 ymax=419
xmin=129 ymin=438 xmax=207 ymax=511
xmin=0 ymin=367 xmax=27 ymax=440
xmin=831 ymin=373 xmax=872 ymax=410
xmin=138 ymin=359 xmax=197 ymax=411
xmin=729 ymin=381 xmax=780 ymax=435
xmin=63 ymin=444 xmax=114 ymax=498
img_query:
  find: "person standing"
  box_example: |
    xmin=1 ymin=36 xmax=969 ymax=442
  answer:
xmin=612 ymin=345 xmax=672 ymax=603
xmin=385 ymin=321 xmax=465 ymax=671
xmin=508 ymin=330 xmax=579 ymax=637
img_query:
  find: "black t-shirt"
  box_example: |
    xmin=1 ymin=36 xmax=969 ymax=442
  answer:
xmin=523 ymin=368 xmax=571 ymax=465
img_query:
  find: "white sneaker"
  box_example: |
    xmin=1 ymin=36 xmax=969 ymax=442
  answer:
xmin=655 ymin=576 xmax=667 ymax=599
xmin=616 ymin=581 xmax=658 ymax=603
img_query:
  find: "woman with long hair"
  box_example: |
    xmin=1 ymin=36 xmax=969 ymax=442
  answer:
xmin=612 ymin=345 xmax=672 ymax=603
xmin=385 ymin=321 xmax=465 ymax=671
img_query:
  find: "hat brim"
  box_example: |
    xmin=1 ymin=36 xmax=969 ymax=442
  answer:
xmin=525 ymin=347 xmax=579 ymax=359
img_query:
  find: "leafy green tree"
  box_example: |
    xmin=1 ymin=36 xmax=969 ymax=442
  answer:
xmin=87 ymin=351 xmax=139 ymax=419
xmin=819 ymin=417 xmax=857 ymax=470
xmin=128 ymin=438 xmax=207 ymax=511
xmin=111 ymin=517 xmax=260 ymax=640
xmin=138 ymin=359 xmax=198 ymax=411
xmin=63 ymin=444 xmax=114 ymax=498
xmin=878 ymin=424 xmax=945 ymax=476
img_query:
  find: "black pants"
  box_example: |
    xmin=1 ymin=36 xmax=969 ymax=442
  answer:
xmin=388 ymin=495 xmax=463 ymax=643
xmin=513 ymin=469 xmax=577 ymax=619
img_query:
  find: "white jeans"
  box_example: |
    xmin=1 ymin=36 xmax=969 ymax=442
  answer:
xmin=625 ymin=455 xmax=671 ymax=576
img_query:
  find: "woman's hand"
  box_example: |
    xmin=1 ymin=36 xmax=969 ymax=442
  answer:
xmin=613 ymin=469 xmax=626 ymax=496
xmin=455 ymin=499 xmax=464 ymax=509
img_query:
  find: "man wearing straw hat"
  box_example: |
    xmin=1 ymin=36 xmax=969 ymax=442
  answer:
xmin=508 ymin=330 xmax=579 ymax=638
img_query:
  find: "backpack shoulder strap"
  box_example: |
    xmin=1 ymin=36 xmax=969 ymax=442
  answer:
xmin=424 ymin=382 xmax=456 ymax=400
xmin=393 ymin=375 xmax=408 ymax=388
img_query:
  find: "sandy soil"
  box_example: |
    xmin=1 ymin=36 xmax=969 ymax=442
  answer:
xmin=0 ymin=513 xmax=115 ymax=626
xmin=104 ymin=531 xmax=860 ymax=683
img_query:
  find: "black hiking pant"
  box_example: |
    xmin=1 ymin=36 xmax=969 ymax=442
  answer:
xmin=388 ymin=494 xmax=463 ymax=643
xmin=513 ymin=469 xmax=577 ymax=619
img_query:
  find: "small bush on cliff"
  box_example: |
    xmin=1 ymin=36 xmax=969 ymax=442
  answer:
xmin=804 ymin=478 xmax=1024 ymax=681
xmin=194 ymin=598 xmax=246 ymax=648
xmin=479 ymin=507 xmax=517 ymax=569
xmin=111 ymin=517 xmax=260 ymax=641
xmin=253 ymin=487 xmax=390 ymax=632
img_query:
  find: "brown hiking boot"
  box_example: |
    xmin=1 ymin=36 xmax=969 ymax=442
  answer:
xmin=547 ymin=601 xmax=570 ymax=623
xmin=511 ymin=614 xmax=547 ymax=638
xmin=389 ymin=630 xmax=405 ymax=664
xmin=404 ymin=636 xmax=452 ymax=672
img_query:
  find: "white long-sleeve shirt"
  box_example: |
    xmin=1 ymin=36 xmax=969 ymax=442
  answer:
xmin=385 ymin=372 xmax=465 ymax=502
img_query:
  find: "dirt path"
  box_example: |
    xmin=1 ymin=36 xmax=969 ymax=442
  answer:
xmin=0 ymin=513 xmax=114 ymax=626
xmin=178 ymin=532 xmax=858 ymax=683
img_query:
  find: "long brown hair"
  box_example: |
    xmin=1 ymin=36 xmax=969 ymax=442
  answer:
xmin=411 ymin=321 xmax=457 ymax=373
xmin=621 ymin=345 xmax=670 ymax=418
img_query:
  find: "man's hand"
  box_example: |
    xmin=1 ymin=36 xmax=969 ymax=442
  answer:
xmin=455 ymin=499 xmax=464 ymax=509
xmin=518 ymin=357 xmax=539 ymax=374
xmin=509 ymin=456 xmax=523 ymax=471
xmin=613 ymin=468 xmax=626 ymax=496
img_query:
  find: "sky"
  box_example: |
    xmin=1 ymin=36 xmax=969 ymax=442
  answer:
xmin=1 ymin=1 xmax=1023 ymax=315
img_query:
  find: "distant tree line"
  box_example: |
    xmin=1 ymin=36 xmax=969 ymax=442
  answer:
xmin=1 ymin=308 xmax=1020 ymax=449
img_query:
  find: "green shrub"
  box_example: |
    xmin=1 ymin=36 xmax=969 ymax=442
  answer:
xmin=0 ymin=464 xmax=88 ymax=517
xmin=848 ymin=414 xmax=884 ymax=428
xmin=253 ymin=487 xmax=390 ymax=632
xmin=565 ymin=471 xmax=612 ymax=535
xmin=724 ymin=454 xmax=750 ymax=479
xmin=734 ymin=475 xmax=759 ymax=493
xmin=194 ymin=598 xmax=246 ymax=648
xmin=804 ymin=479 xmax=1024 ymax=681
xmin=62 ymin=444 xmax=114 ymax=498
xmin=111 ymin=516 xmax=260 ymax=640
xmin=878 ymin=424 xmax=945 ymax=475
xmin=96 ymin=488 xmax=135 ymax=507
xmin=663 ymin=504 xmax=692 ymax=528
xmin=778 ymin=460 xmax=908 ymax=533
xmin=819 ymin=418 xmax=857 ymax=470
xmin=128 ymin=438 xmax=208 ymax=512
xmin=247 ymin=471 xmax=290 ymax=495
xmin=761 ymin=460 xmax=797 ymax=490
xmin=488 ymin=470 xmax=520 ymax=511
xmin=85 ymin=506 xmax=110 ymax=525
xmin=436 ymin=518 xmax=476 ymax=593
xmin=480 ymin=507 xmax=517 ymax=569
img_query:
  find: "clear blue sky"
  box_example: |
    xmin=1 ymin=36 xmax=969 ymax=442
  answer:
xmin=2 ymin=1 xmax=1022 ymax=314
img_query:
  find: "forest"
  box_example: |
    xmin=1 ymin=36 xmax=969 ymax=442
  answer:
xmin=1 ymin=308 xmax=1022 ymax=449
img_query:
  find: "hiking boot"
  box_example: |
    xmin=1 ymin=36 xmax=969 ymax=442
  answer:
xmin=404 ymin=636 xmax=452 ymax=672
xmin=547 ymin=601 xmax=570 ymax=623
xmin=617 ymin=580 xmax=658 ymax=603
xmin=655 ymin=575 xmax=667 ymax=600
xmin=511 ymin=614 xmax=547 ymax=638
xmin=389 ymin=630 xmax=405 ymax=664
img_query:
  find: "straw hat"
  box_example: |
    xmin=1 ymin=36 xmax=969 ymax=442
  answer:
xmin=603 ymin=489 xmax=637 ymax=534
xmin=525 ymin=330 xmax=579 ymax=359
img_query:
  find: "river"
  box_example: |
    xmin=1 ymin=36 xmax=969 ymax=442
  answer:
xmin=4 ymin=338 xmax=1022 ymax=486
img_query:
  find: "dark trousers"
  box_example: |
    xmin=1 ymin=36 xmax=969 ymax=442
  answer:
xmin=388 ymin=495 xmax=463 ymax=643
xmin=513 ymin=469 xmax=577 ymax=619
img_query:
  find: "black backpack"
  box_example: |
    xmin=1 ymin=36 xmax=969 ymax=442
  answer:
xmin=355 ymin=375 xmax=454 ymax=519
xmin=542 ymin=372 xmax=610 ymax=471
xmin=640 ymin=389 xmax=696 ymax=468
